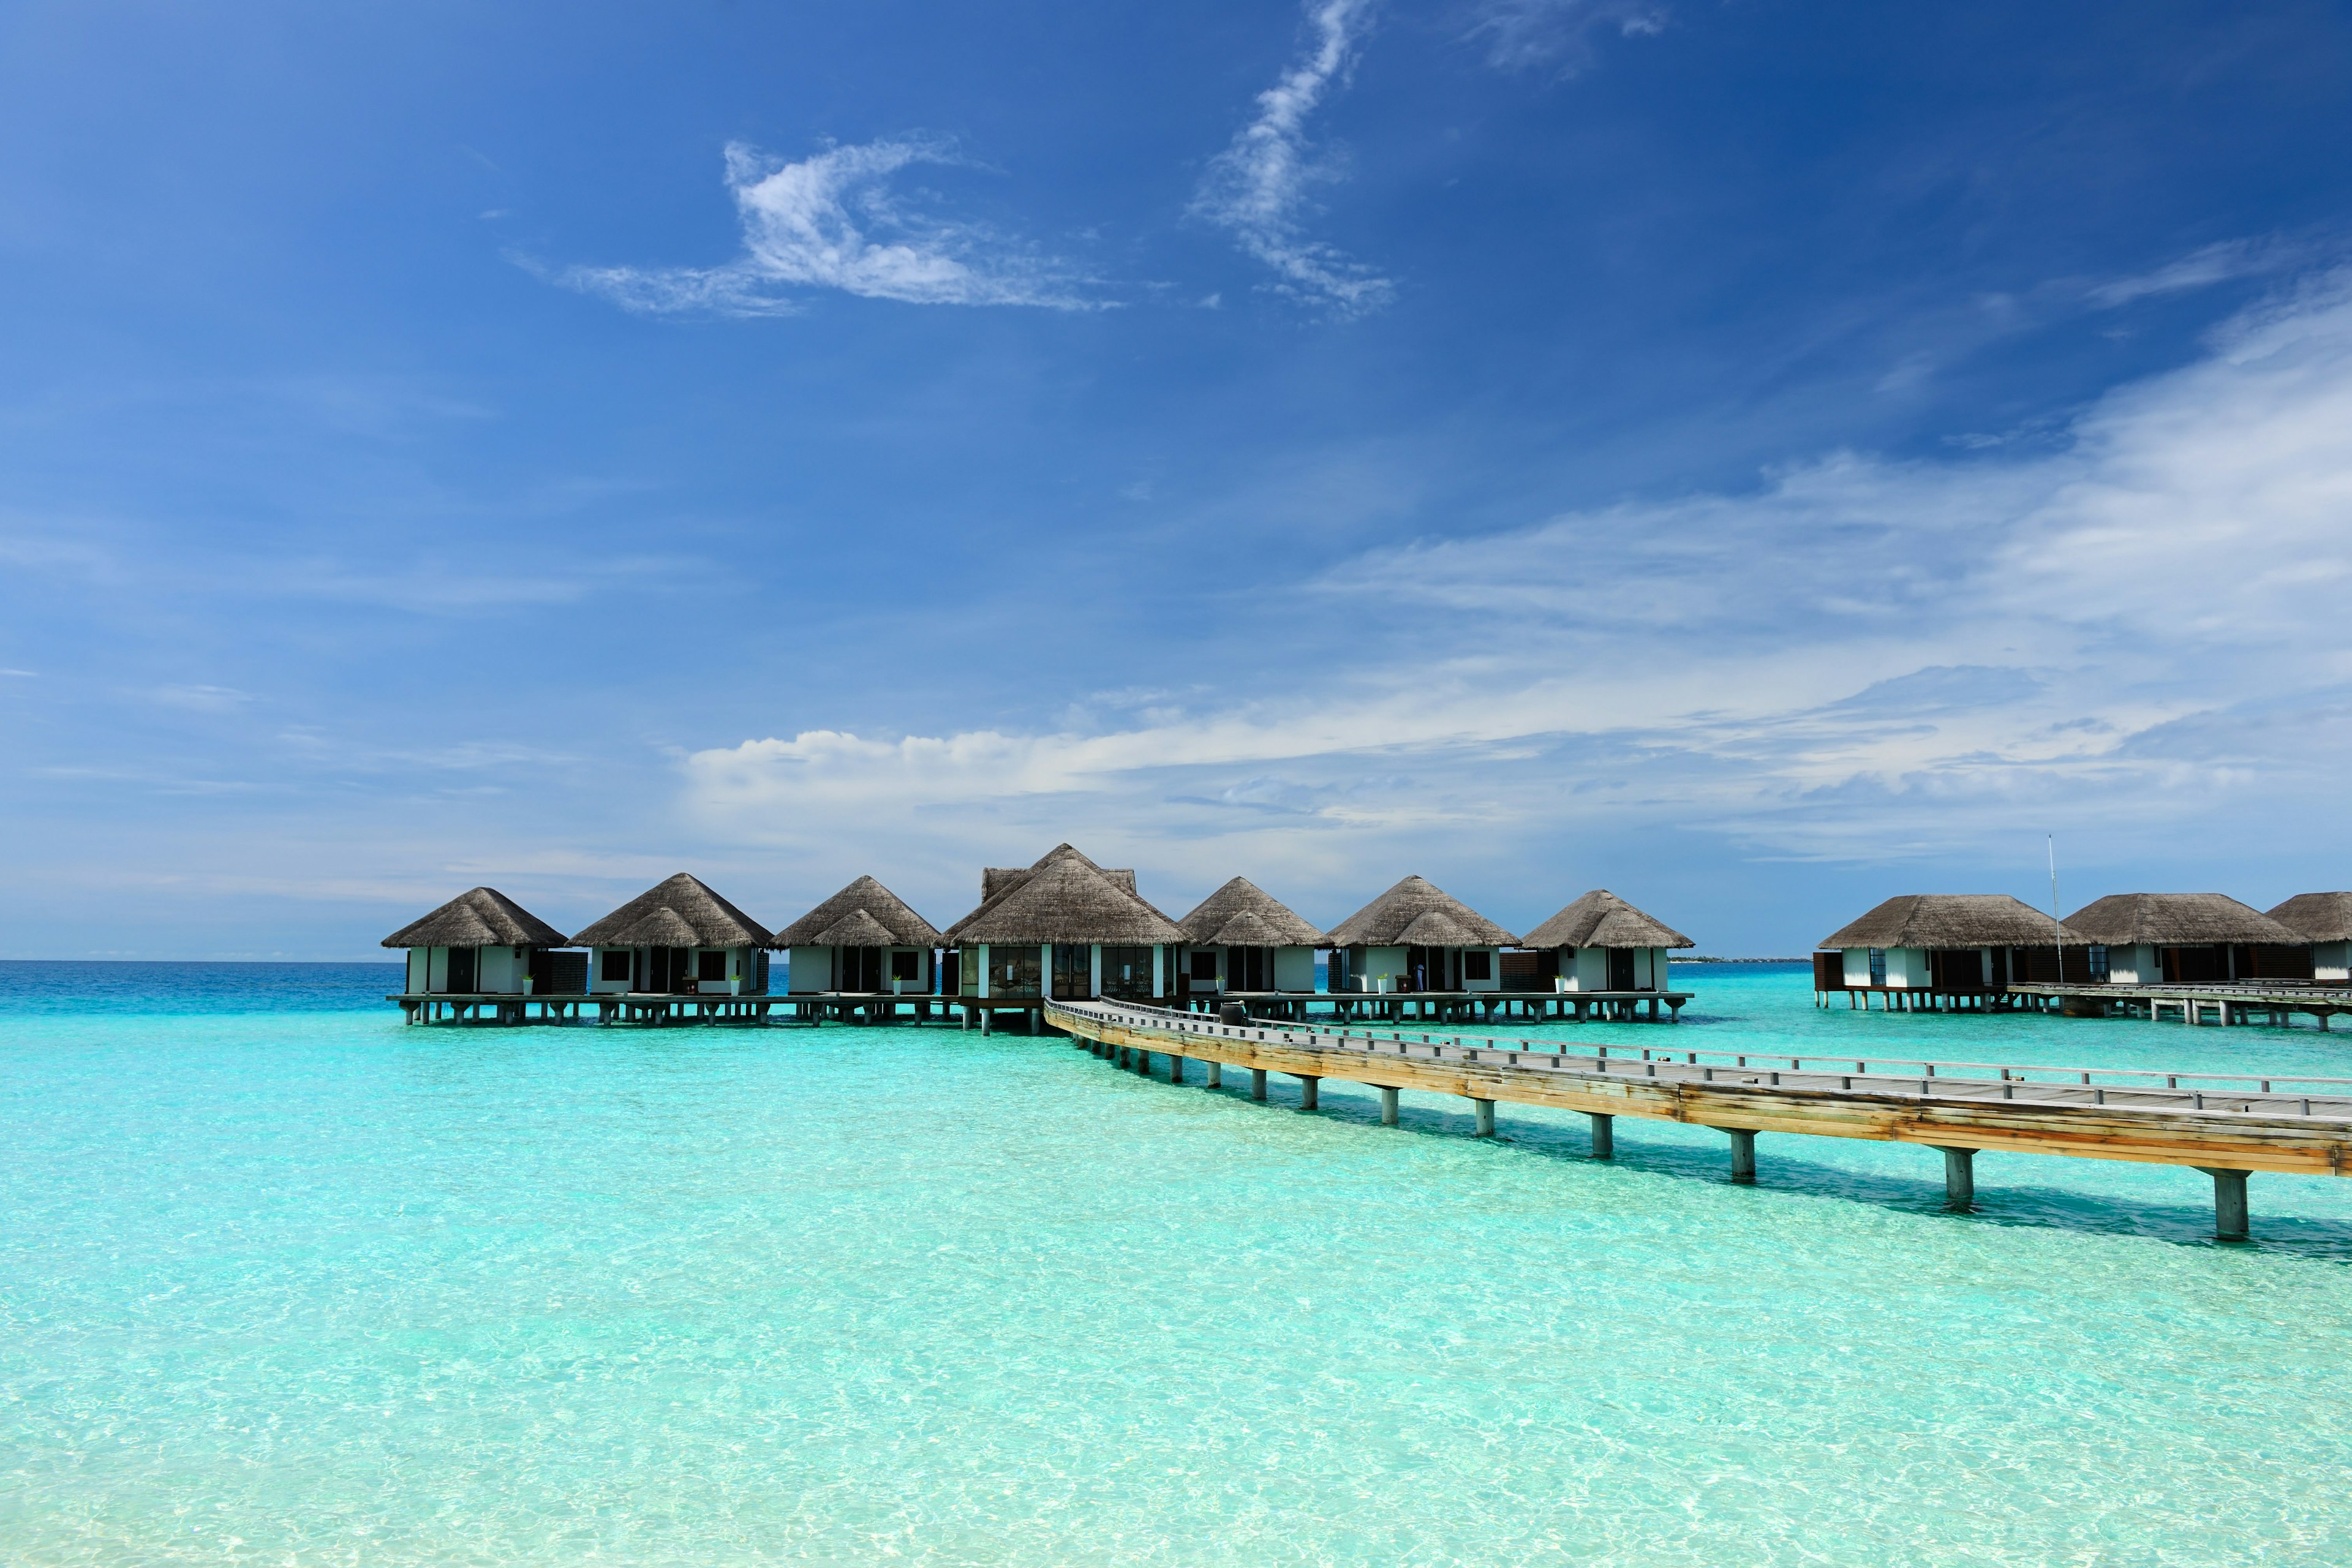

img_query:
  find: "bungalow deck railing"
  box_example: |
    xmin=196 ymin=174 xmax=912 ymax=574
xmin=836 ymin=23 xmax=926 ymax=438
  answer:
xmin=1055 ymin=998 xmax=2352 ymax=1110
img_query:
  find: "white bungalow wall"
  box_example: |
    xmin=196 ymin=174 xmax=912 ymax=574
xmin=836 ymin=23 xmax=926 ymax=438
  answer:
xmin=2105 ymin=944 xmax=2160 ymax=985
xmin=1841 ymin=946 xmax=1931 ymax=988
xmin=2315 ymin=941 xmax=2351 ymax=983
xmin=1274 ymin=947 xmax=1316 ymax=992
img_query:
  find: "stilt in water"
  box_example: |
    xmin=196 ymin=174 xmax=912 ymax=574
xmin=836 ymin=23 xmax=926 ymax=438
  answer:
xmin=1298 ymin=1076 xmax=1319 ymax=1110
xmin=1251 ymin=1068 xmax=1268 ymax=1101
xmin=1472 ymin=1097 xmax=1495 ymax=1137
xmin=1589 ymin=1112 xmax=1613 ymax=1158
xmin=1936 ymin=1145 xmax=1975 ymax=1210
xmin=2195 ymin=1166 xmax=2251 ymax=1240
xmin=1379 ymin=1085 xmax=1400 ymax=1126
xmin=1727 ymin=1128 xmax=1757 ymax=1183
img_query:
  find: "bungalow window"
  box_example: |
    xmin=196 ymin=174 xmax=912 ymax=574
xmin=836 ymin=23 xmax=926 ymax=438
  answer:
xmin=696 ymin=951 xmax=727 ymax=982
xmin=1868 ymin=948 xmax=1887 ymax=987
xmin=1102 ymin=946 xmax=1153 ymax=999
xmin=890 ymin=950 xmax=920 ymax=982
xmin=1190 ymin=951 xmax=1218 ymax=983
xmin=1463 ymin=951 xmax=1492 ymax=982
xmin=600 ymin=950 xmax=633 ymax=984
xmin=2087 ymin=944 xmax=2109 ymax=983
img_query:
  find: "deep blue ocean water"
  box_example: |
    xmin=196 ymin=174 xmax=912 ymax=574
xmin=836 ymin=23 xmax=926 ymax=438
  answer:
xmin=4 ymin=961 xmax=2349 ymax=1564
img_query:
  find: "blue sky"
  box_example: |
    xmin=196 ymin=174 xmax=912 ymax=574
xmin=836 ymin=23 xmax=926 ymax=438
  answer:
xmin=4 ymin=0 xmax=2351 ymax=959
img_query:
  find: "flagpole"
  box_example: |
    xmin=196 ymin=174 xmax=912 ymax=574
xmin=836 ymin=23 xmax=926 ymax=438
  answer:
xmin=2048 ymin=834 xmax=2064 ymax=984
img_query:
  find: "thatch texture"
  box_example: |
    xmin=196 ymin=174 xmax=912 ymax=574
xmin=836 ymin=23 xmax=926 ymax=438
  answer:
xmin=1523 ymin=889 xmax=1693 ymax=951
xmin=1819 ymin=894 xmax=2084 ymax=951
xmin=2267 ymin=893 xmax=2352 ymax=944
xmin=944 ymin=844 xmax=1184 ymax=946
xmin=812 ymin=908 xmax=899 ymax=948
xmin=2065 ymin=893 xmax=2304 ymax=948
xmin=571 ymin=873 xmax=774 ymax=948
xmin=1177 ymin=878 xmax=1327 ymax=948
xmin=981 ymin=848 xmax=1139 ymax=908
xmin=770 ymin=875 xmax=942 ymax=949
xmin=1327 ymin=876 xmax=1517 ymax=947
xmin=382 ymin=887 xmax=570 ymax=949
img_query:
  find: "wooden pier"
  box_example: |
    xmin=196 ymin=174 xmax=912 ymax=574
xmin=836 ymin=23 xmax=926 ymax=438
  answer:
xmin=1185 ymin=989 xmax=1691 ymax=1023
xmin=390 ymin=990 xmax=1061 ymax=1029
xmin=1044 ymin=997 xmax=2352 ymax=1238
xmin=2008 ymin=981 xmax=2351 ymax=1028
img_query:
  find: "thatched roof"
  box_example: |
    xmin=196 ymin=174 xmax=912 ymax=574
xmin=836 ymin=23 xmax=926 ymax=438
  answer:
xmin=944 ymin=843 xmax=1185 ymax=946
xmin=2065 ymin=892 xmax=2305 ymax=948
xmin=382 ymin=887 xmax=571 ymax=949
xmin=2267 ymin=892 xmax=2352 ymax=944
xmin=1327 ymin=876 xmax=1517 ymax=948
xmin=1820 ymin=894 xmax=2085 ymax=951
xmin=980 ymin=846 xmax=1139 ymax=907
xmin=1523 ymin=890 xmax=1693 ymax=951
xmin=571 ymin=873 xmax=774 ymax=948
xmin=1177 ymin=877 xmax=1327 ymax=948
xmin=770 ymin=875 xmax=942 ymax=949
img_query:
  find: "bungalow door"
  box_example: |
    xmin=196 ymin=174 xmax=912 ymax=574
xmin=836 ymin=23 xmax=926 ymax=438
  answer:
xmin=1608 ymin=948 xmax=1637 ymax=992
xmin=445 ymin=947 xmax=477 ymax=994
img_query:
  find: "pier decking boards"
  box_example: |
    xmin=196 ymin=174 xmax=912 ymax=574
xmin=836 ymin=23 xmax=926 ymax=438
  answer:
xmin=1046 ymin=998 xmax=2352 ymax=1239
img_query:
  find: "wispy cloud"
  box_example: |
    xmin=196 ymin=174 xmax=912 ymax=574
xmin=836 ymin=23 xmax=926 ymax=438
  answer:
xmin=1471 ymin=0 xmax=1668 ymax=74
xmin=684 ymin=270 xmax=2352 ymax=878
xmin=1193 ymin=0 xmax=1394 ymax=316
xmin=2087 ymin=237 xmax=2301 ymax=309
xmin=557 ymin=137 xmax=1099 ymax=314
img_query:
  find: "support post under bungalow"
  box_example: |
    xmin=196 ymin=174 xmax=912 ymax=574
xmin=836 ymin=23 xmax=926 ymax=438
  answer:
xmin=1589 ymin=1112 xmax=1613 ymax=1158
xmin=1727 ymin=1128 xmax=1757 ymax=1183
xmin=1379 ymin=1086 xmax=1400 ymax=1126
xmin=1168 ymin=1054 xmax=1185 ymax=1084
xmin=1298 ymin=1076 xmax=1319 ymax=1110
xmin=2195 ymin=1166 xmax=2252 ymax=1240
xmin=1251 ymin=1068 xmax=1268 ymax=1101
xmin=1937 ymin=1145 xmax=1975 ymax=1210
xmin=1472 ymin=1098 xmax=1495 ymax=1137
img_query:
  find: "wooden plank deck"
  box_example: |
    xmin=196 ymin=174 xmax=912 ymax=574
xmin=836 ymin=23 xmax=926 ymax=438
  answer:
xmin=2008 ymin=981 xmax=2352 ymax=1027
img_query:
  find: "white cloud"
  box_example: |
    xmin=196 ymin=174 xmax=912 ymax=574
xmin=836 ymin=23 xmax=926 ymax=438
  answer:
xmin=2087 ymin=238 xmax=2299 ymax=309
xmin=560 ymin=138 xmax=1098 ymax=314
xmin=685 ymin=271 xmax=2352 ymax=875
xmin=1471 ymin=0 xmax=1670 ymax=74
xmin=1193 ymin=0 xmax=1394 ymax=315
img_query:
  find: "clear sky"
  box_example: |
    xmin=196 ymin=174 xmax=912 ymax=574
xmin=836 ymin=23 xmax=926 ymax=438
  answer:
xmin=4 ymin=0 xmax=2350 ymax=959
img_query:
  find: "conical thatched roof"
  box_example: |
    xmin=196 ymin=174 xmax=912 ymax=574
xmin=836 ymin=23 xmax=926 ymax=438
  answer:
xmin=944 ymin=844 xmax=1184 ymax=946
xmin=2268 ymin=893 xmax=2352 ymax=944
xmin=980 ymin=845 xmax=1139 ymax=907
xmin=1819 ymin=894 xmax=2084 ymax=951
xmin=1523 ymin=890 xmax=1694 ymax=951
xmin=813 ymin=908 xmax=899 ymax=947
xmin=770 ymin=875 xmax=942 ymax=949
xmin=382 ymin=887 xmax=571 ymax=949
xmin=2064 ymin=893 xmax=2304 ymax=948
xmin=571 ymin=873 xmax=774 ymax=948
xmin=1327 ymin=876 xmax=1517 ymax=947
xmin=1177 ymin=877 xmax=1327 ymax=948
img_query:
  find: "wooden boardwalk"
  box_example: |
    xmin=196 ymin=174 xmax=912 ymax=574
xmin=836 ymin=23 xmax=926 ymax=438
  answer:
xmin=2008 ymin=981 xmax=2352 ymax=1028
xmin=1045 ymin=998 xmax=2352 ymax=1238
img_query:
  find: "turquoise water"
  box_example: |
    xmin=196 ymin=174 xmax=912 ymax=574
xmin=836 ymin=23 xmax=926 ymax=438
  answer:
xmin=6 ymin=962 xmax=2350 ymax=1565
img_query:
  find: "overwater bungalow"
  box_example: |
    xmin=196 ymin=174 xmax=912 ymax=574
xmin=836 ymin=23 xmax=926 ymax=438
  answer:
xmin=2267 ymin=893 xmax=2352 ymax=983
xmin=2065 ymin=893 xmax=2312 ymax=984
xmin=940 ymin=843 xmax=1185 ymax=1017
xmin=573 ymin=873 xmax=774 ymax=996
xmin=1324 ymin=875 xmax=1517 ymax=996
xmin=382 ymin=886 xmax=578 ymax=996
xmin=1814 ymin=894 xmax=2090 ymax=1008
xmin=1175 ymin=877 xmax=1327 ymax=997
xmin=1518 ymin=889 xmax=1692 ymax=994
xmin=771 ymin=875 xmax=943 ymax=996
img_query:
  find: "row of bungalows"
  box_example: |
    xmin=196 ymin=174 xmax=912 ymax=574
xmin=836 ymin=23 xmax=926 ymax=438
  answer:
xmin=1814 ymin=891 xmax=2352 ymax=1013
xmin=381 ymin=843 xmax=1698 ymax=1025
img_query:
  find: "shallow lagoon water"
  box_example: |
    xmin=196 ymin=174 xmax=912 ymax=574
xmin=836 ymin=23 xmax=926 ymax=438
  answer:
xmin=4 ymin=962 xmax=2350 ymax=1565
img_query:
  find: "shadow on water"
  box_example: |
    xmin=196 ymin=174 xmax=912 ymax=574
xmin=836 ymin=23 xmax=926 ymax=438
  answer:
xmin=1152 ymin=1064 xmax=2352 ymax=1262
